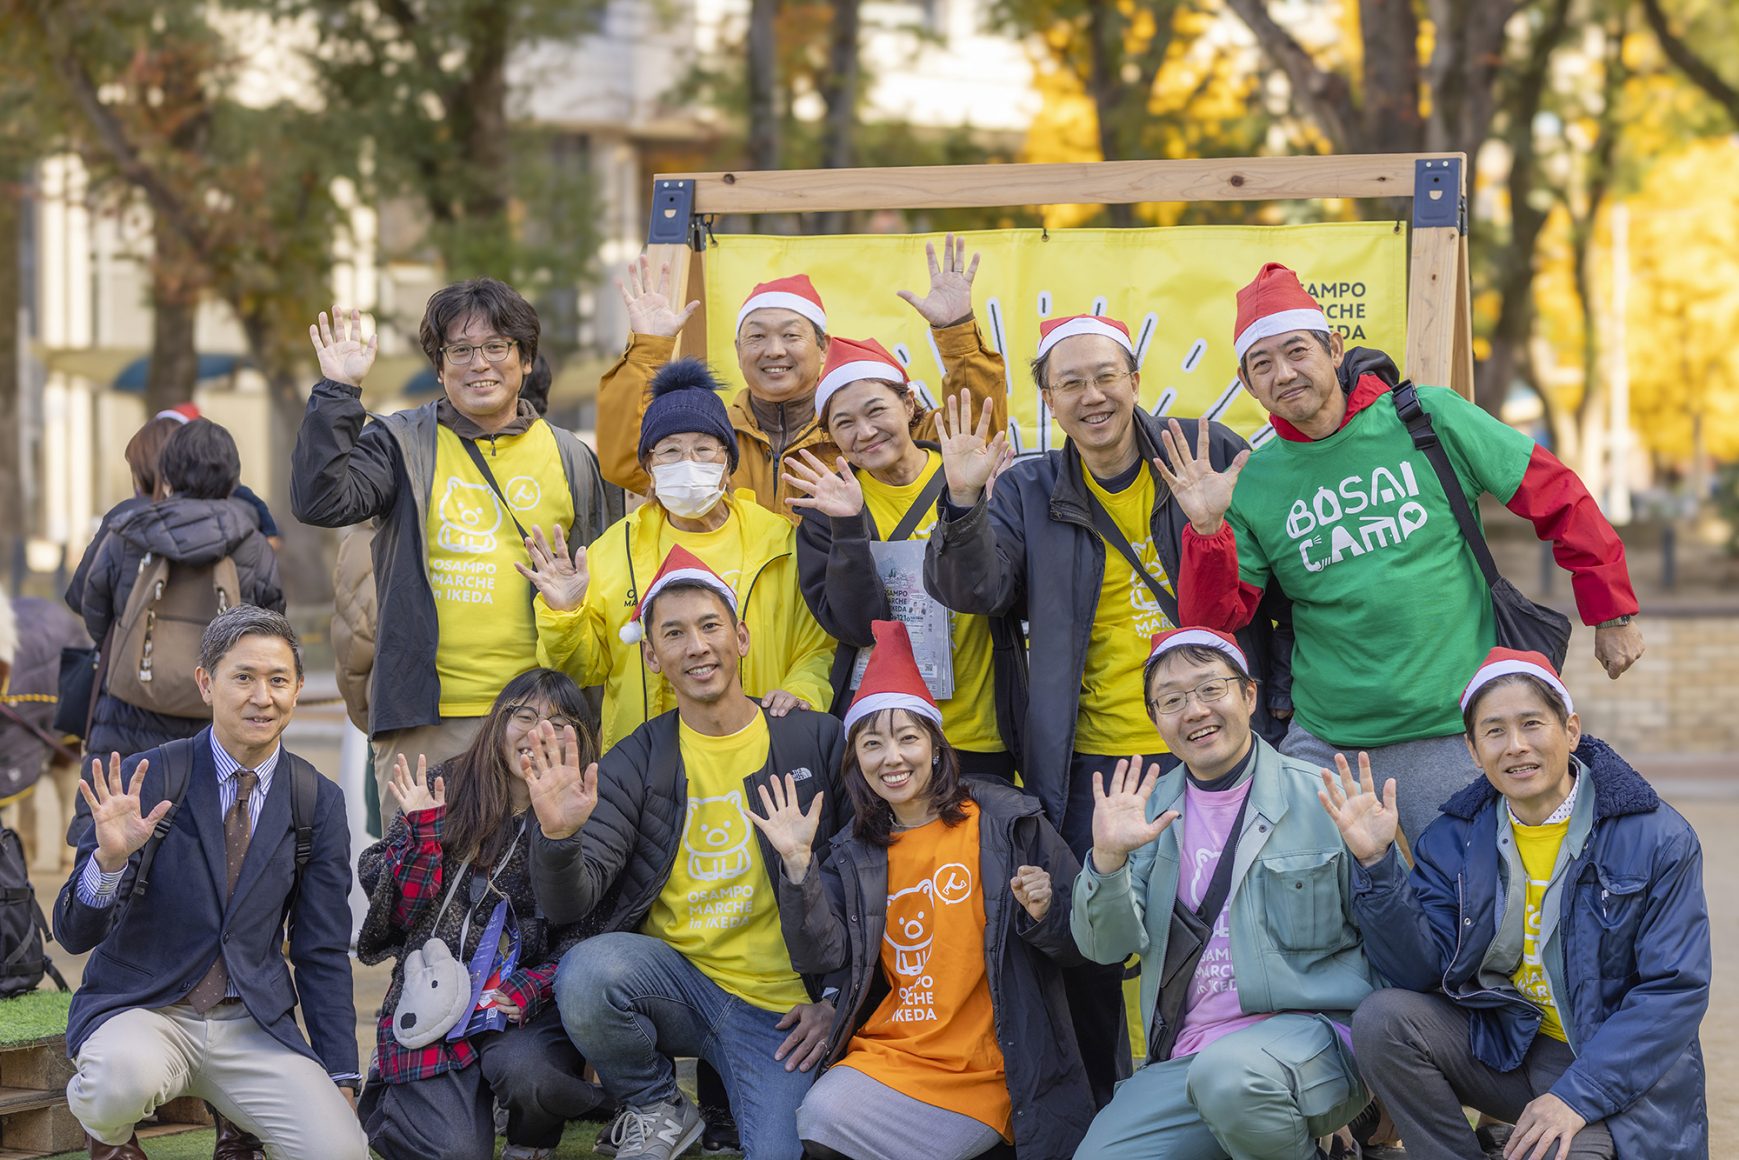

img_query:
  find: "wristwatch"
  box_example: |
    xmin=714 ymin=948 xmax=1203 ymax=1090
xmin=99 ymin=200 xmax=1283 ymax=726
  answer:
xmin=1596 ymin=615 xmax=1634 ymax=629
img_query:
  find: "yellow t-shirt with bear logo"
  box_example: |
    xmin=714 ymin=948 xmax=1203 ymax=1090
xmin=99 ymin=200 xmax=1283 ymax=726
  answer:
xmin=427 ymin=423 xmax=575 ymax=715
xmin=642 ymin=713 xmax=809 ymax=1013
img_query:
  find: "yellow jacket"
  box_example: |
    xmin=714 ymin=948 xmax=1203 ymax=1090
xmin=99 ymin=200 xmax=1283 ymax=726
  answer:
xmin=595 ymin=321 xmax=1009 ymax=519
xmin=535 ymin=492 xmax=836 ymax=753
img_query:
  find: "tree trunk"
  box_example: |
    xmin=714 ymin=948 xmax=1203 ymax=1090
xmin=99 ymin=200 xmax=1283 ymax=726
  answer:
xmin=0 ymin=163 xmax=23 ymax=588
xmin=239 ymin=311 xmax=332 ymax=607
xmin=1358 ymin=0 xmax=1424 ymax=154
xmin=747 ymin=0 xmax=781 ymax=173
xmin=146 ymin=222 xmax=200 ymax=416
xmin=1084 ymin=0 xmax=1134 ymax=227
xmin=815 ymin=0 xmax=861 ymax=234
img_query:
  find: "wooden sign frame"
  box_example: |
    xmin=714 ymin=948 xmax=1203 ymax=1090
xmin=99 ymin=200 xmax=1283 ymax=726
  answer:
xmin=643 ymin=153 xmax=1473 ymax=398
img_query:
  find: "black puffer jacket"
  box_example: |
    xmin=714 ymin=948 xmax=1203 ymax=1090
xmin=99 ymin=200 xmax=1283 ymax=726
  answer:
xmin=777 ymin=780 xmax=1092 ymax=1159
xmin=923 ymin=408 xmax=1291 ymax=828
xmin=78 ymin=497 xmax=283 ymax=761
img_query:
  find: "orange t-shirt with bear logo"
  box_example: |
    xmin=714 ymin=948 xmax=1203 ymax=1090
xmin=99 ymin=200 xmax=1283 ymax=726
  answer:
xmin=837 ymin=801 xmax=1011 ymax=1140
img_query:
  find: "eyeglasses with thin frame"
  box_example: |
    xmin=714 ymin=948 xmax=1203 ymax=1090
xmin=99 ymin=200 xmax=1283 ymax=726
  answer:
xmin=649 ymin=442 xmax=731 ymax=466
xmin=507 ymin=705 xmax=581 ymax=734
xmin=1047 ymin=369 xmax=1133 ymax=397
xmin=441 ymin=338 xmax=519 ymax=366
xmin=1147 ymin=678 xmax=1236 ymax=717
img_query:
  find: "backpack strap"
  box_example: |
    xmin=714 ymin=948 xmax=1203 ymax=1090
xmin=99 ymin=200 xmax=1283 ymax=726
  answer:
xmin=130 ymin=738 xmax=196 ymax=900
xmin=280 ymin=754 xmax=323 ymax=931
xmin=1390 ymin=381 xmax=1502 ymax=588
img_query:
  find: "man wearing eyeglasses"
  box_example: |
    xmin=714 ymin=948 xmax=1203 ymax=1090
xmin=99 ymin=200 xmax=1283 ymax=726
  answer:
xmin=292 ymin=279 xmax=608 ymax=821
xmin=1069 ymin=627 xmax=1375 ymax=1159
xmin=923 ymin=313 xmax=1286 ymax=1106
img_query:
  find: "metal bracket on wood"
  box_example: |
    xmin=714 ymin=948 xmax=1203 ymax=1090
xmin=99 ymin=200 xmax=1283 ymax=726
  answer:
xmin=645 ymin=179 xmax=698 ymax=246
xmin=1412 ymin=158 xmax=1465 ymax=233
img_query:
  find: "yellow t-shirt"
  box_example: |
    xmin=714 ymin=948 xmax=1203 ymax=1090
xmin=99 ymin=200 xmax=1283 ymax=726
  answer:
xmin=642 ymin=714 xmax=809 ymax=1014
xmin=427 ymin=423 xmax=576 ymax=714
xmin=840 ymin=801 xmax=1011 ymax=1140
xmin=1510 ymin=816 xmax=1571 ymax=1042
xmin=860 ymin=452 xmax=1003 ymax=754
xmin=1074 ymin=466 xmax=1176 ymax=754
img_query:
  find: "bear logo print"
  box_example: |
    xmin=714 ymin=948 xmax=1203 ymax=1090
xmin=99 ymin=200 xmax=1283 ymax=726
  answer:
xmin=436 ymin=479 xmax=503 ymax=554
xmin=683 ymin=792 xmax=753 ymax=881
xmin=884 ymin=879 xmax=936 ymax=979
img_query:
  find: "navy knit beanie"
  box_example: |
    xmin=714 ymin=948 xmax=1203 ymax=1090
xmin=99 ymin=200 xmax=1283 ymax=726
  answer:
xmin=637 ymin=359 xmax=739 ymax=471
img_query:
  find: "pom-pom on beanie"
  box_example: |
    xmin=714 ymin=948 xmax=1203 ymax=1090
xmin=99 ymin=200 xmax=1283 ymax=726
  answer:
xmin=637 ymin=358 xmax=739 ymax=472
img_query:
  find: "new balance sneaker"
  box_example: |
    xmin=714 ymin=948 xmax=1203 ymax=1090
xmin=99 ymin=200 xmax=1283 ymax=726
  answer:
xmin=613 ymin=1094 xmax=704 ymax=1160
xmin=595 ymin=1107 xmax=630 ymax=1157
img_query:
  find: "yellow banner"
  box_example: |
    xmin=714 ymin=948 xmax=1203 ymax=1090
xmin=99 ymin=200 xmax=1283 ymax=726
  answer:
xmin=703 ymin=222 xmax=1407 ymax=450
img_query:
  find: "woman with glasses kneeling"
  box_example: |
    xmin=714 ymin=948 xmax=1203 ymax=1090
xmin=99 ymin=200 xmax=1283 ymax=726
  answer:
xmin=748 ymin=621 xmax=1093 ymax=1160
xmin=356 ymin=669 xmax=607 ymax=1160
xmin=523 ymin=357 xmax=834 ymax=754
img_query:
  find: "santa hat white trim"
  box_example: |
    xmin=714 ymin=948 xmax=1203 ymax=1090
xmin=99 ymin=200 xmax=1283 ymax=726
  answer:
xmin=619 ymin=567 xmax=739 ymax=644
xmin=1233 ymin=308 xmax=1332 ymax=361
xmin=1036 ymin=317 xmax=1135 ymax=360
xmin=816 ymin=359 xmax=904 ymax=414
xmin=736 ymin=291 xmax=827 ymax=333
xmin=1146 ymin=628 xmax=1250 ymax=677
xmin=842 ymin=690 xmax=942 ymax=734
xmin=1459 ymin=659 xmax=1575 ymax=716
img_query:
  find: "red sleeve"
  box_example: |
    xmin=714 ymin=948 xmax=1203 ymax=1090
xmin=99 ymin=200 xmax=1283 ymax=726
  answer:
xmin=1503 ymin=445 xmax=1639 ymax=625
xmin=1180 ymin=522 xmax=1264 ymax=631
xmin=387 ymin=806 xmax=446 ymax=929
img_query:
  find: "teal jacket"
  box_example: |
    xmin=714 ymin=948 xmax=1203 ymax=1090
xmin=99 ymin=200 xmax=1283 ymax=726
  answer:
xmin=1071 ymin=737 xmax=1377 ymax=1051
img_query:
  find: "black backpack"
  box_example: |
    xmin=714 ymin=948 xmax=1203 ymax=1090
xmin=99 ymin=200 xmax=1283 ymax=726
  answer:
xmin=0 ymin=823 xmax=68 ymax=997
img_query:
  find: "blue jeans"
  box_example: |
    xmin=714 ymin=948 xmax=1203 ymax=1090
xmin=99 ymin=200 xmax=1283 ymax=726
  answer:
xmin=554 ymin=932 xmax=815 ymax=1160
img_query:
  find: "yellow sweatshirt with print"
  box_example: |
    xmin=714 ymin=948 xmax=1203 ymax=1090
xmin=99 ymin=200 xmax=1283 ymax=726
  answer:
xmin=535 ymin=491 xmax=836 ymax=752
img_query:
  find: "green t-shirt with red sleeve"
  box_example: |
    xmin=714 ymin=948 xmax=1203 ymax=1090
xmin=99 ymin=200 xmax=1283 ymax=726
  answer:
xmin=1226 ymin=386 xmax=1534 ymax=746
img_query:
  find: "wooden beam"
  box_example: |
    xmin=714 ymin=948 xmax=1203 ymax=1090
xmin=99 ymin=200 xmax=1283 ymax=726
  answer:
xmin=1405 ymin=225 xmax=1461 ymax=390
xmin=656 ymin=154 xmax=1460 ymax=216
xmin=1451 ymin=230 xmax=1476 ymax=399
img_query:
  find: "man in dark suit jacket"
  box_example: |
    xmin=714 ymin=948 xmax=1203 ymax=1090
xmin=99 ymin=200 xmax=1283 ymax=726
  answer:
xmin=55 ymin=606 xmax=367 ymax=1160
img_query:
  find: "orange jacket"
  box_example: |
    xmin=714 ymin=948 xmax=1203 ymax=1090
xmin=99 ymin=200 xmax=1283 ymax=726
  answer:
xmin=595 ymin=320 xmax=1009 ymax=520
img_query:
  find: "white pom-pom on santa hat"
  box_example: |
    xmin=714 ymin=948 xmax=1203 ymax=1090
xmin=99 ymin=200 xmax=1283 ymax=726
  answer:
xmin=620 ymin=546 xmax=739 ymax=645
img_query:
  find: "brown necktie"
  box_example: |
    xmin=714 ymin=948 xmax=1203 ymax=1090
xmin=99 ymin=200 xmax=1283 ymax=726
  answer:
xmin=188 ymin=770 xmax=258 ymax=1012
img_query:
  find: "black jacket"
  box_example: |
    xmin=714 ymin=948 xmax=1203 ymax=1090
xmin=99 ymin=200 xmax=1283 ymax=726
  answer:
xmin=77 ymin=497 xmax=283 ymax=762
xmin=793 ymin=441 xmax=1027 ymax=744
xmin=923 ymin=408 xmax=1290 ymax=826
xmin=776 ymin=780 xmax=1092 ymax=1159
xmin=530 ymin=707 xmax=848 ymax=992
xmin=290 ymin=381 xmax=608 ymax=736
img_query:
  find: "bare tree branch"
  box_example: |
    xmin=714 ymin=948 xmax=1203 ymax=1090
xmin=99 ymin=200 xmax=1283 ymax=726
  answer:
xmin=1222 ymin=0 xmax=1355 ymax=151
xmin=1639 ymin=0 xmax=1739 ymax=126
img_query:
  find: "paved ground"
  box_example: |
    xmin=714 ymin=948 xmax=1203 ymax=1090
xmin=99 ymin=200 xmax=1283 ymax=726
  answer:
xmin=20 ymin=687 xmax=1738 ymax=1154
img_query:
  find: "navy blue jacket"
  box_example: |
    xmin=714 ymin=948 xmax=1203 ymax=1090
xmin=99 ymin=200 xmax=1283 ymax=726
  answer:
xmin=1353 ymin=738 xmax=1708 ymax=1158
xmin=54 ymin=731 xmax=358 ymax=1078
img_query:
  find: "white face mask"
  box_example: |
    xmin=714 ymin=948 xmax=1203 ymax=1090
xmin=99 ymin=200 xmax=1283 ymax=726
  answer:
xmin=651 ymin=460 xmax=728 ymax=518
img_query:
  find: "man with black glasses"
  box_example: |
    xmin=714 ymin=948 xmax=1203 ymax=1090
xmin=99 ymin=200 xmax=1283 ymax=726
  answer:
xmin=292 ymin=281 xmax=608 ymax=820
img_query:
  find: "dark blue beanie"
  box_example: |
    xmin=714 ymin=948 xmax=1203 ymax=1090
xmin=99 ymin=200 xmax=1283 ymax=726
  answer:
xmin=637 ymin=358 xmax=739 ymax=471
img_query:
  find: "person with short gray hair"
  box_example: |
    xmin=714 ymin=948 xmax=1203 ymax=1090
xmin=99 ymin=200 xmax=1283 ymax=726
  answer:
xmin=55 ymin=603 xmax=366 ymax=1160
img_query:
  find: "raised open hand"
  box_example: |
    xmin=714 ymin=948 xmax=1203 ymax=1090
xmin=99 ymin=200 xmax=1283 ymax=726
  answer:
xmin=1010 ymin=865 xmax=1053 ymax=921
xmin=618 ymin=255 xmax=700 ymax=339
xmin=896 ymin=233 xmax=981 ymax=328
xmin=1153 ymin=418 xmax=1249 ymax=536
xmin=514 ymin=525 xmax=589 ymax=612
xmin=1316 ymin=752 xmax=1397 ymax=867
xmin=1090 ymin=756 xmax=1178 ymax=875
xmin=80 ymin=752 xmax=173 ymax=874
xmin=309 ymin=305 xmax=378 ymax=387
xmin=783 ymin=450 xmax=864 ymax=519
xmin=386 ymin=753 xmax=445 ymax=816
xmin=521 ymin=720 xmax=599 ymax=840
xmin=745 ymin=773 xmax=823 ymax=883
xmin=937 ymin=387 xmax=1010 ymax=507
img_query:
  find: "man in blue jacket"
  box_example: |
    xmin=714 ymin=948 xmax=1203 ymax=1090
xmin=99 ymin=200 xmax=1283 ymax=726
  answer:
xmin=1323 ymin=648 xmax=1709 ymax=1160
xmin=55 ymin=606 xmax=366 ymax=1160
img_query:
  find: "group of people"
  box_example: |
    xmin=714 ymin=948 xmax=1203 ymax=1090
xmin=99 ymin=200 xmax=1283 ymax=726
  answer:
xmin=45 ymin=236 xmax=1708 ymax=1160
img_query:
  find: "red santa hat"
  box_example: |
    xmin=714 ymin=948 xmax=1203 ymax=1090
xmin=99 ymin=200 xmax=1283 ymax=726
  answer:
xmin=1459 ymin=647 xmax=1574 ymax=716
xmin=1145 ymin=626 xmax=1251 ymax=679
xmin=736 ymin=274 xmax=828 ymax=334
xmin=619 ymin=545 xmax=739 ymax=645
xmin=155 ymin=402 xmax=201 ymax=424
xmin=842 ymin=620 xmax=942 ymax=734
xmin=1233 ymin=263 xmax=1331 ymax=362
xmin=1035 ymin=314 xmax=1135 ymax=362
xmin=815 ymin=336 xmax=907 ymax=417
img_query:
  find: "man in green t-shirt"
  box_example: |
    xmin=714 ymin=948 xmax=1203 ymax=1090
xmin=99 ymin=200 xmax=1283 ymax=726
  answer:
xmin=1164 ymin=263 xmax=1642 ymax=841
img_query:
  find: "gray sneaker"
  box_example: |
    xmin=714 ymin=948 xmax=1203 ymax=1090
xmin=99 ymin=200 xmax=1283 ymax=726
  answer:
xmin=613 ymin=1094 xmax=704 ymax=1160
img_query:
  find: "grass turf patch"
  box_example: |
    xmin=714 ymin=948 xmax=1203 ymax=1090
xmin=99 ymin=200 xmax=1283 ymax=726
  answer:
xmin=0 ymin=989 xmax=72 ymax=1048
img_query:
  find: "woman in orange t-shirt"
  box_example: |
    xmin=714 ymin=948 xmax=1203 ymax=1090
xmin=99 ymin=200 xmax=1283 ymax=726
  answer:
xmin=748 ymin=620 xmax=1093 ymax=1160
